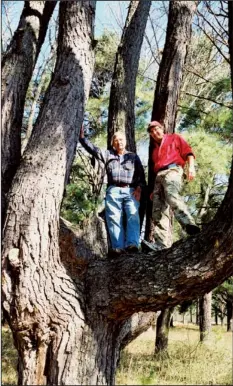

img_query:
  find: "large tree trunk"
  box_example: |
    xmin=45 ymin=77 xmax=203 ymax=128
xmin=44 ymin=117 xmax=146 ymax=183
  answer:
xmin=155 ymin=308 xmax=174 ymax=355
xmin=1 ymin=1 xmax=233 ymax=385
xmin=199 ymin=292 xmax=212 ymax=342
xmin=146 ymin=0 xmax=197 ymax=355
xmin=107 ymin=0 xmax=151 ymax=152
xmin=229 ymin=0 xmax=233 ymax=100
xmin=145 ymin=0 xmax=197 ymax=239
xmin=1 ymin=1 xmax=56 ymax=219
xmin=2 ymin=2 xmax=96 ymax=384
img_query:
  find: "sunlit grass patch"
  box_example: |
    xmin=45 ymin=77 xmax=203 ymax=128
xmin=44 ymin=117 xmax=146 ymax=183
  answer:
xmin=2 ymin=326 xmax=17 ymax=385
xmin=116 ymin=326 xmax=232 ymax=385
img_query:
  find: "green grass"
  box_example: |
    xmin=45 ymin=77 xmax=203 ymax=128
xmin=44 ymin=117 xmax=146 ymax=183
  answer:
xmin=2 ymin=326 xmax=18 ymax=385
xmin=2 ymin=324 xmax=232 ymax=385
xmin=116 ymin=324 xmax=232 ymax=385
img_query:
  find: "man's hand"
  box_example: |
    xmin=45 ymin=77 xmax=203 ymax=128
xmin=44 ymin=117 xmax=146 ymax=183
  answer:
xmin=80 ymin=124 xmax=85 ymax=139
xmin=187 ymin=165 xmax=196 ymax=181
xmin=187 ymin=155 xmax=196 ymax=181
xmin=132 ymin=186 xmax=141 ymax=201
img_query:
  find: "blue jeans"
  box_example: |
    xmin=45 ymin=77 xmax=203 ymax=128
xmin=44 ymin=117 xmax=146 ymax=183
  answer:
xmin=105 ymin=186 xmax=140 ymax=249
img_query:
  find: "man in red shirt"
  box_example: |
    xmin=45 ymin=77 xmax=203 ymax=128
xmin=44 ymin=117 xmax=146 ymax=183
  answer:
xmin=142 ymin=121 xmax=200 ymax=252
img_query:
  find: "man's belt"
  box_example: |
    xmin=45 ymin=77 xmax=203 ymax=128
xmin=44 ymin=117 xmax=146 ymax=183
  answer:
xmin=112 ymin=183 xmax=131 ymax=188
xmin=158 ymin=163 xmax=179 ymax=172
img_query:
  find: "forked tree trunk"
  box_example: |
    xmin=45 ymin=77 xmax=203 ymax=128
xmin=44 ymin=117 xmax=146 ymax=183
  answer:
xmin=2 ymin=1 xmax=233 ymax=385
xmin=199 ymin=292 xmax=212 ymax=342
xmin=1 ymin=1 xmax=56 ymax=218
xmin=2 ymin=2 xmax=96 ymax=384
xmin=107 ymin=0 xmax=151 ymax=151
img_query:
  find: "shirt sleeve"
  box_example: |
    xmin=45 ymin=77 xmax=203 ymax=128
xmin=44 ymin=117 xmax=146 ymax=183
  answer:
xmin=177 ymin=134 xmax=195 ymax=160
xmin=79 ymin=137 xmax=106 ymax=164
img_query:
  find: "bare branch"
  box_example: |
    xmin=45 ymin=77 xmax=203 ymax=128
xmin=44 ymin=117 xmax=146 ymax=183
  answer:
xmin=194 ymin=19 xmax=229 ymax=63
xmin=182 ymin=91 xmax=233 ymax=109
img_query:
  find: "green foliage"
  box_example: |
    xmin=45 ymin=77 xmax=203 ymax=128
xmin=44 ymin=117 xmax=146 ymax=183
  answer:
xmin=179 ymin=32 xmax=232 ymax=140
xmin=61 ymin=183 xmax=98 ymax=224
xmin=61 ymin=152 xmax=105 ymax=225
xmin=181 ymin=130 xmax=231 ymax=219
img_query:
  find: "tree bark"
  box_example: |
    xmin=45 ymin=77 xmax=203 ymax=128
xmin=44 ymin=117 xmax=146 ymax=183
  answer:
xmin=24 ymin=41 xmax=57 ymax=149
xmin=199 ymin=291 xmax=212 ymax=342
xmin=2 ymin=1 xmax=96 ymax=384
xmin=155 ymin=308 xmax=174 ymax=355
xmin=1 ymin=1 xmax=56 ymax=219
xmin=107 ymin=0 xmax=151 ymax=152
xmin=145 ymin=0 xmax=197 ymax=239
xmin=226 ymin=298 xmax=233 ymax=331
xmin=1 ymin=1 xmax=233 ymax=385
xmin=229 ymin=0 xmax=233 ymax=101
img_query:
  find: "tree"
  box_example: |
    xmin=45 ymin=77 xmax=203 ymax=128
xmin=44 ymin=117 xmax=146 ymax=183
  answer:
xmin=2 ymin=1 xmax=233 ymax=385
xmin=199 ymin=292 xmax=212 ymax=341
xmin=145 ymin=0 xmax=198 ymax=239
xmin=1 ymin=1 xmax=56 ymax=219
xmin=145 ymin=0 xmax=198 ymax=354
xmin=107 ymin=0 xmax=151 ymax=152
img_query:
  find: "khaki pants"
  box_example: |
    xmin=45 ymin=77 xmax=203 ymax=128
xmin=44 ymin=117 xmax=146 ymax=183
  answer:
xmin=152 ymin=166 xmax=196 ymax=248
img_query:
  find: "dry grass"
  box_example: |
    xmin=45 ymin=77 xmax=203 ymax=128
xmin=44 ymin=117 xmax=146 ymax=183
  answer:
xmin=2 ymin=326 xmax=18 ymax=385
xmin=2 ymin=323 xmax=232 ymax=385
xmin=116 ymin=324 xmax=233 ymax=385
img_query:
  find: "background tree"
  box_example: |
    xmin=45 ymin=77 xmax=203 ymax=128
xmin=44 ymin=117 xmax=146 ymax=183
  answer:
xmin=1 ymin=1 xmax=56 ymax=218
xmin=107 ymin=0 xmax=151 ymax=151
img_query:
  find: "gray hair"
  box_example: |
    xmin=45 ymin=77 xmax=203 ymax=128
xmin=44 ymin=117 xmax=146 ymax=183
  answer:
xmin=111 ymin=131 xmax=126 ymax=147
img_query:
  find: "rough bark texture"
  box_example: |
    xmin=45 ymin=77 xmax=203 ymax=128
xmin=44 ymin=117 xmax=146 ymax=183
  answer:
xmin=107 ymin=0 xmax=151 ymax=152
xmin=199 ymin=292 xmax=212 ymax=342
xmin=2 ymin=2 xmax=96 ymax=384
xmin=155 ymin=308 xmax=174 ymax=354
xmin=145 ymin=0 xmax=197 ymax=239
xmin=1 ymin=1 xmax=233 ymax=385
xmin=1 ymin=1 xmax=56 ymax=219
xmin=229 ymin=1 xmax=233 ymax=101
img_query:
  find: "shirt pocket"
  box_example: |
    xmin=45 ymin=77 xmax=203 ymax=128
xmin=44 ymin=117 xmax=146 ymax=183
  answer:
xmin=123 ymin=160 xmax=134 ymax=170
xmin=106 ymin=159 xmax=118 ymax=172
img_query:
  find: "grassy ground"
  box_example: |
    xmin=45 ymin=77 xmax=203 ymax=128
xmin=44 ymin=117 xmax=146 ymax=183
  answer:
xmin=116 ymin=323 xmax=232 ymax=385
xmin=2 ymin=323 xmax=232 ymax=385
xmin=2 ymin=326 xmax=18 ymax=386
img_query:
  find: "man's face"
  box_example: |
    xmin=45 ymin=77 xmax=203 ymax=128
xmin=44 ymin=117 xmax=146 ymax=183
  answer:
xmin=112 ymin=134 xmax=126 ymax=152
xmin=149 ymin=125 xmax=164 ymax=143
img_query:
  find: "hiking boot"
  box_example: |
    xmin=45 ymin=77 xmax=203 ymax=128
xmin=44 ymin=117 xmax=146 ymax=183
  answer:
xmin=108 ymin=248 xmax=125 ymax=258
xmin=125 ymin=245 xmax=139 ymax=254
xmin=186 ymin=224 xmax=201 ymax=235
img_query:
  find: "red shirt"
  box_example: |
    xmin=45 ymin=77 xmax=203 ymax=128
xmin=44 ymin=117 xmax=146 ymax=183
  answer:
xmin=152 ymin=133 xmax=195 ymax=173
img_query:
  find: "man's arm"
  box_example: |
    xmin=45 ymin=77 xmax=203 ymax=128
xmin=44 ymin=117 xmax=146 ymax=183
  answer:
xmin=186 ymin=155 xmax=196 ymax=181
xmin=79 ymin=126 xmax=105 ymax=163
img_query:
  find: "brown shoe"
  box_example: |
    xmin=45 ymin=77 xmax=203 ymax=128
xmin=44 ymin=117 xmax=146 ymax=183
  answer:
xmin=125 ymin=245 xmax=139 ymax=253
xmin=108 ymin=248 xmax=125 ymax=258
